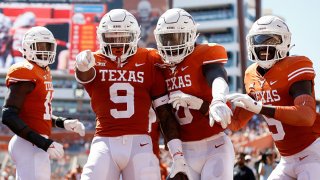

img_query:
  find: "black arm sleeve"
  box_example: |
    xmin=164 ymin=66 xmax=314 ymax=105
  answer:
xmin=2 ymin=106 xmax=53 ymax=151
xmin=202 ymin=63 xmax=228 ymax=85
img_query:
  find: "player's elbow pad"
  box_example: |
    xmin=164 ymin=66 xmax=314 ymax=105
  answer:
xmin=2 ymin=106 xmax=28 ymax=135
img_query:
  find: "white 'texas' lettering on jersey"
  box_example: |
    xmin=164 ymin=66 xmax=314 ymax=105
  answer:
xmin=165 ymin=75 xmax=192 ymax=91
xmin=99 ymin=70 xmax=144 ymax=83
xmin=251 ymin=90 xmax=280 ymax=104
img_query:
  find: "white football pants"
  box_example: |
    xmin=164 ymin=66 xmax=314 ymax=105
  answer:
xmin=81 ymin=134 xmax=160 ymax=180
xmin=8 ymin=135 xmax=51 ymax=180
xmin=183 ymin=132 xmax=235 ymax=180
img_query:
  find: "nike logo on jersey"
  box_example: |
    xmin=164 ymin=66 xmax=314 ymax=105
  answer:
xmin=299 ymin=155 xmax=308 ymax=161
xmin=140 ymin=143 xmax=149 ymax=147
xmin=215 ymin=143 xmax=224 ymax=148
xmin=135 ymin=63 xmax=145 ymax=67
xmin=269 ymin=80 xmax=278 ymax=85
xmin=181 ymin=66 xmax=189 ymax=71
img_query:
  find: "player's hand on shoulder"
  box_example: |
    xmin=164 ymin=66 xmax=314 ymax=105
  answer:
xmin=75 ymin=50 xmax=95 ymax=72
xmin=226 ymin=93 xmax=262 ymax=114
xmin=209 ymin=95 xmax=233 ymax=128
xmin=168 ymin=90 xmax=204 ymax=110
xmin=47 ymin=141 xmax=64 ymax=159
xmin=64 ymin=119 xmax=85 ymax=137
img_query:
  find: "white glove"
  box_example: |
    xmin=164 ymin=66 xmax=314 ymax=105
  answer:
xmin=47 ymin=142 xmax=64 ymax=159
xmin=167 ymin=139 xmax=193 ymax=180
xmin=75 ymin=50 xmax=95 ymax=72
xmin=168 ymin=90 xmax=204 ymax=110
xmin=169 ymin=156 xmax=193 ymax=180
xmin=226 ymin=93 xmax=262 ymax=114
xmin=209 ymin=98 xmax=233 ymax=128
xmin=64 ymin=119 xmax=85 ymax=137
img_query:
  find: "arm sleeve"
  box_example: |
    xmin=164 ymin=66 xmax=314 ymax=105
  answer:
xmin=274 ymin=94 xmax=316 ymax=126
xmin=2 ymin=106 xmax=53 ymax=151
xmin=228 ymin=107 xmax=255 ymax=131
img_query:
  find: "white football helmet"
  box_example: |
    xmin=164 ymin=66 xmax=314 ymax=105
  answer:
xmin=154 ymin=8 xmax=198 ymax=65
xmin=97 ymin=9 xmax=140 ymax=63
xmin=247 ymin=15 xmax=292 ymax=69
xmin=22 ymin=26 xmax=57 ymax=67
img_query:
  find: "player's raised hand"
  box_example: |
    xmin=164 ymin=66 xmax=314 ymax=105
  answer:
xmin=75 ymin=50 xmax=95 ymax=72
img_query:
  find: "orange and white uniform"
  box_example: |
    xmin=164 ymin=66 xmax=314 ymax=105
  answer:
xmin=6 ymin=61 xmax=53 ymax=136
xmin=80 ymin=48 xmax=167 ymax=180
xmin=6 ymin=60 xmax=54 ymax=180
xmin=242 ymin=56 xmax=320 ymax=180
xmin=83 ymin=48 xmax=167 ymax=137
xmin=151 ymin=44 xmax=235 ymax=180
xmin=244 ymin=56 xmax=318 ymax=156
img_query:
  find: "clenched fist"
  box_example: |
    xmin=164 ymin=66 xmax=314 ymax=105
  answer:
xmin=75 ymin=50 xmax=95 ymax=72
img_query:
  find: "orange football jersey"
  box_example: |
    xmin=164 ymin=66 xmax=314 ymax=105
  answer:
xmin=151 ymin=44 xmax=228 ymax=142
xmin=244 ymin=56 xmax=317 ymax=156
xmin=6 ymin=61 xmax=53 ymax=136
xmin=83 ymin=48 xmax=167 ymax=137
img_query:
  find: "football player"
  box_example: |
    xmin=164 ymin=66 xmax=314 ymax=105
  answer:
xmin=75 ymin=9 xmax=180 ymax=180
xmin=1 ymin=26 xmax=85 ymax=180
xmin=153 ymin=8 xmax=234 ymax=180
xmin=227 ymin=15 xmax=320 ymax=179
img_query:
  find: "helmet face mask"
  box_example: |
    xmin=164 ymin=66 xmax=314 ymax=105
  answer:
xmin=154 ymin=8 xmax=198 ymax=65
xmin=22 ymin=26 xmax=57 ymax=68
xmin=247 ymin=16 xmax=291 ymax=69
xmin=97 ymin=9 xmax=140 ymax=63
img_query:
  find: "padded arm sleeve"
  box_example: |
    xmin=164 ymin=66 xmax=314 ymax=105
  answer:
xmin=2 ymin=106 xmax=53 ymax=151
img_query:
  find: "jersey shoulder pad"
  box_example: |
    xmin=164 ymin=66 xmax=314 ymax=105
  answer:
xmin=6 ymin=61 xmax=37 ymax=86
xmin=196 ymin=44 xmax=228 ymax=65
xmin=147 ymin=48 xmax=163 ymax=65
xmin=284 ymin=56 xmax=315 ymax=83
